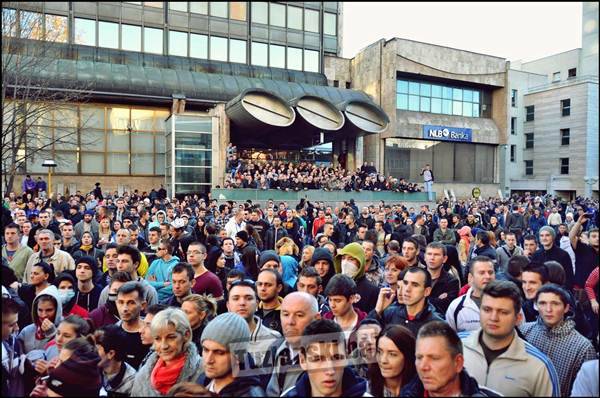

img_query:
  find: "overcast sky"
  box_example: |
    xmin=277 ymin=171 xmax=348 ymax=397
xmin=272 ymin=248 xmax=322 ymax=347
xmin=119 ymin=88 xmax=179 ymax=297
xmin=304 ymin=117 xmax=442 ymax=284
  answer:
xmin=342 ymin=2 xmax=583 ymax=62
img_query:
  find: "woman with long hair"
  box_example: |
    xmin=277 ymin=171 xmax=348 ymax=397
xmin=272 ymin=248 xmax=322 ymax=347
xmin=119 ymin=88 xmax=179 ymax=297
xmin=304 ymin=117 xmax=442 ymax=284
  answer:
xmin=96 ymin=217 xmax=113 ymax=250
xmin=180 ymin=294 xmax=217 ymax=355
xmin=367 ymin=325 xmax=417 ymax=397
xmin=236 ymin=246 xmax=260 ymax=281
xmin=457 ymin=226 xmax=472 ymax=266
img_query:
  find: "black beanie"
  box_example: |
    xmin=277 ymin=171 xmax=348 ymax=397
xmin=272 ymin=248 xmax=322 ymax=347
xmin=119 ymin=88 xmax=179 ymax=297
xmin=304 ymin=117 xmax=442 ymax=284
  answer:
xmin=47 ymin=353 xmax=102 ymax=397
xmin=76 ymin=255 xmax=99 ymax=278
xmin=236 ymin=230 xmax=249 ymax=242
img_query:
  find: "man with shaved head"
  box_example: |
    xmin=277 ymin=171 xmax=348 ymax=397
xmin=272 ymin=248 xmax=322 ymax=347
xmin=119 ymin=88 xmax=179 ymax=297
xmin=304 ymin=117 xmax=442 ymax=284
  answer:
xmin=265 ymin=292 xmax=320 ymax=396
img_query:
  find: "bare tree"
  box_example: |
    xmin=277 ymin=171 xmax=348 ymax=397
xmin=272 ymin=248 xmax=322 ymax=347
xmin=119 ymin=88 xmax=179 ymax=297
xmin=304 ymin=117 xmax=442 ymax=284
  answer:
xmin=2 ymin=7 xmax=96 ymax=194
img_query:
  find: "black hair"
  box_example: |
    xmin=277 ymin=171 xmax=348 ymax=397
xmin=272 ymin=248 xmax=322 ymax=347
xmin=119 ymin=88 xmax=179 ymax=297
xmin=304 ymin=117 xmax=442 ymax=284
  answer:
xmin=476 ymin=230 xmax=490 ymax=245
xmin=149 ymin=226 xmax=161 ymax=234
xmin=523 ymin=234 xmax=537 ymax=242
xmin=172 ymin=262 xmax=195 ymax=282
xmin=61 ymin=314 xmax=92 ymax=337
xmin=324 ymin=274 xmax=357 ymax=298
xmin=226 ymin=268 xmax=246 ymax=280
xmin=4 ymin=222 xmax=21 ymax=234
xmin=258 ymin=268 xmax=283 ymax=287
xmin=467 ymin=256 xmax=495 ymax=275
xmin=2 ymin=296 xmax=20 ymax=315
xmin=32 ymin=261 xmax=55 ymax=284
xmin=146 ymin=303 xmax=168 ymax=316
xmin=116 ymin=281 xmax=145 ymax=301
xmin=522 ymin=262 xmax=549 ymax=284
xmin=544 ymin=261 xmax=566 ymax=286
xmin=426 ymin=241 xmax=447 ymax=256
xmin=405 ymin=266 xmax=432 ymax=288
xmin=298 ymin=266 xmax=322 ymax=286
xmin=228 ymin=280 xmax=257 ymax=299
xmin=105 ymin=242 xmax=119 ymax=252
xmin=109 ymin=271 xmax=132 ymax=286
xmin=300 ymin=319 xmax=346 ymax=355
xmin=116 ymin=245 xmax=141 ymax=266
xmin=507 ymin=255 xmax=529 ymax=278
xmin=481 ymin=280 xmax=522 ymax=315
xmin=417 ymin=320 xmax=463 ymax=357
xmin=94 ymin=324 xmax=128 ymax=361
xmin=535 ymin=283 xmax=571 ymax=306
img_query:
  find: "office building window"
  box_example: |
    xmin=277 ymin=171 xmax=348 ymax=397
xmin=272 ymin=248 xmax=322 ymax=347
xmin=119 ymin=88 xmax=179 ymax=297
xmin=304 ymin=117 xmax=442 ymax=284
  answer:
xmin=190 ymin=2 xmax=208 ymax=14
xmin=74 ymin=18 xmax=96 ymax=46
xmin=287 ymin=6 xmax=302 ymax=30
xmin=568 ymin=68 xmax=576 ymax=79
xmin=510 ymin=145 xmax=516 ymax=162
xmin=210 ymin=2 xmax=228 ymax=18
xmin=251 ymin=41 xmax=268 ymax=66
xmin=210 ymin=36 xmax=228 ymax=61
xmin=229 ymin=38 xmax=246 ymax=63
xmin=552 ymin=72 xmax=561 ymax=82
xmin=270 ymin=3 xmax=286 ymax=27
xmin=396 ymin=78 xmax=481 ymax=118
xmin=190 ymin=33 xmax=208 ymax=59
xmin=561 ymin=98 xmax=570 ymax=116
xmin=45 ymin=14 xmax=68 ymax=43
xmin=333 ymin=80 xmax=339 ymax=87
xmin=122 ymin=24 xmax=141 ymax=52
xmin=511 ymin=89 xmax=517 ymax=107
xmin=525 ymin=133 xmax=534 ymax=149
xmin=230 ymin=2 xmax=246 ymax=21
xmin=525 ymin=160 xmax=533 ymax=176
xmin=169 ymin=2 xmax=187 ymax=12
xmin=345 ymin=81 xmax=351 ymax=89
xmin=304 ymin=9 xmax=319 ymax=32
xmin=98 ymin=21 xmax=119 ymax=49
xmin=525 ymin=105 xmax=534 ymax=121
xmin=560 ymin=128 xmax=570 ymax=145
xmin=3 ymin=8 xmax=17 ymax=37
xmin=169 ymin=30 xmax=187 ymax=56
xmin=144 ymin=27 xmax=163 ymax=54
xmin=19 ymin=10 xmax=43 ymax=40
xmin=304 ymin=49 xmax=319 ymax=72
xmin=511 ymin=117 xmax=516 ymax=135
xmin=251 ymin=2 xmax=268 ymax=24
xmin=324 ymin=12 xmax=337 ymax=35
xmin=269 ymin=44 xmax=285 ymax=68
xmin=560 ymin=158 xmax=569 ymax=174
xmin=287 ymin=46 xmax=303 ymax=71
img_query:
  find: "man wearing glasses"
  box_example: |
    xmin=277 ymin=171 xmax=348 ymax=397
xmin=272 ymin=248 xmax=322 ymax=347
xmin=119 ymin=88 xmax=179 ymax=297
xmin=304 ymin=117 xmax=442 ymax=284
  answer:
xmin=187 ymin=242 xmax=224 ymax=300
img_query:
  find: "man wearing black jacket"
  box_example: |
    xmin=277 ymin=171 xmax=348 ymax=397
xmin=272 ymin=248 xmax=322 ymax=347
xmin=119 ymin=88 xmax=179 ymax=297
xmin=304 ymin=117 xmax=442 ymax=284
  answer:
xmin=532 ymin=226 xmax=574 ymax=290
xmin=425 ymin=242 xmax=459 ymax=315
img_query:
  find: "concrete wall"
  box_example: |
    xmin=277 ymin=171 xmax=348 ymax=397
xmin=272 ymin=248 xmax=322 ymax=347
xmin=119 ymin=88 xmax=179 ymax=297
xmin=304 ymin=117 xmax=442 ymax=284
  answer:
xmin=323 ymin=55 xmax=352 ymax=87
xmin=580 ymin=2 xmax=599 ymax=78
xmin=519 ymin=49 xmax=581 ymax=83
xmin=22 ymin=174 xmax=164 ymax=197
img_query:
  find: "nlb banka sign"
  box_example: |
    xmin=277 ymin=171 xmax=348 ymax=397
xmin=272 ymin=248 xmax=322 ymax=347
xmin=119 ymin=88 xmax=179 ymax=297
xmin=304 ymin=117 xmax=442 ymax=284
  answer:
xmin=423 ymin=125 xmax=472 ymax=142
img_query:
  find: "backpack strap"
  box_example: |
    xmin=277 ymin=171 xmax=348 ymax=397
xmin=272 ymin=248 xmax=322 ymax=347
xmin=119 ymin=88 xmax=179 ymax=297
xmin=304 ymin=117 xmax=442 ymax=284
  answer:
xmin=453 ymin=294 xmax=468 ymax=329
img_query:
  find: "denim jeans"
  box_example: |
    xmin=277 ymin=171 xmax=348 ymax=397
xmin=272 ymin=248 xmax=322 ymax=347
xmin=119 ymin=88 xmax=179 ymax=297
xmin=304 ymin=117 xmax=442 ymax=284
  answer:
xmin=424 ymin=180 xmax=433 ymax=201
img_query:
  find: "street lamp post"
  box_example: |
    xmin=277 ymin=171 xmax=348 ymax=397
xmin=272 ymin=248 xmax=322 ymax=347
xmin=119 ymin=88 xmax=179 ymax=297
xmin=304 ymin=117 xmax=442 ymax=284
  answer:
xmin=42 ymin=159 xmax=57 ymax=197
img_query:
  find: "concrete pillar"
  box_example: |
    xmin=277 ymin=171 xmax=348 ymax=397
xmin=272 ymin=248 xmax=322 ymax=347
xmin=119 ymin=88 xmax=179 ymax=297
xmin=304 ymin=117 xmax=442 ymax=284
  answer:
xmin=211 ymin=104 xmax=229 ymax=188
xmin=355 ymin=136 xmax=363 ymax=168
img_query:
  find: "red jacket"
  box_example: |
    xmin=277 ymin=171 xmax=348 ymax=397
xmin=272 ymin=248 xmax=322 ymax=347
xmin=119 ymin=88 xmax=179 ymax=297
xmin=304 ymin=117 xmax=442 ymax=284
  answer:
xmin=322 ymin=306 xmax=367 ymax=354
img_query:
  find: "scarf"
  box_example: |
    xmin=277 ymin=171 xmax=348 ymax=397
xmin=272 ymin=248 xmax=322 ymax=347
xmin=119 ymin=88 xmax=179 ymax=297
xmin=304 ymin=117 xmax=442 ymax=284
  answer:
xmin=150 ymin=353 xmax=186 ymax=394
xmin=35 ymin=317 xmax=47 ymax=340
xmin=80 ymin=244 xmax=94 ymax=252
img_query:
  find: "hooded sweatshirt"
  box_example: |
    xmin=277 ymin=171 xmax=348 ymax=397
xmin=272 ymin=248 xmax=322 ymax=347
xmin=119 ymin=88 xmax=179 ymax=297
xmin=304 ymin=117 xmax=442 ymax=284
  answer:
xmin=310 ymin=248 xmax=336 ymax=289
xmin=17 ymin=284 xmax=63 ymax=354
xmin=334 ymin=243 xmax=379 ymax=313
xmin=146 ymin=255 xmax=180 ymax=301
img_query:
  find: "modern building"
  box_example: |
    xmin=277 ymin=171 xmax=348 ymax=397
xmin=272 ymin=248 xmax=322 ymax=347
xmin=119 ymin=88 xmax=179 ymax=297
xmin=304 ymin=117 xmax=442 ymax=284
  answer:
xmin=503 ymin=2 xmax=599 ymax=199
xmin=325 ymin=37 xmax=509 ymax=198
xmin=2 ymin=1 xmax=390 ymax=197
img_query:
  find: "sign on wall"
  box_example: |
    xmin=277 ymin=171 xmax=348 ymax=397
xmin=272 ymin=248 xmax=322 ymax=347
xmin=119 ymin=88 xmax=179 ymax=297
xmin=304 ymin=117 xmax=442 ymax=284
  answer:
xmin=423 ymin=125 xmax=472 ymax=142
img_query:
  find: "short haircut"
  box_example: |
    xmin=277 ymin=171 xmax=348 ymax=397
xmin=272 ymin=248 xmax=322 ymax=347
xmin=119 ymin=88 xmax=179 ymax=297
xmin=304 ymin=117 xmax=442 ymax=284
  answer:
xmin=2 ymin=296 xmax=20 ymax=315
xmin=188 ymin=242 xmax=206 ymax=253
xmin=109 ymin=271 xmax=132 ymax=286
xmin=226 ymin=268 xmax=246 ymax=280
xmin=590 ymin=228 xmax=599 ymax=235
xmin=481 ymin=280 xmax=522 ymax=315
xmin=159 ymin=238 xmax=172 ymax=252
xmin=544 ymin=261 xmax=566 ymax=286
xmin=405 ymin=266 xmax=432 ymax=288
xmin=300 ymin=319 xmax=346 ymax=356
xmin=475 ymin=230 xmax=490 ymax=245
xmin=146 ymin=303 xmax=168 ymax=316
xmin=467 ymin=256 xmax=494 ymax=275
xmin=172 ymin=262 xmax=194 ymax=282
xmin=324 ymin=274 xmax=357 ymax=298
xmin=258 ymin=268 xmax=283 ymax=287
xmin=535 ymin=283 xmax=570 ymax=306
xmin=507 ymin=255 xmax=529 ymax=278
xmin=117 ymin=281 xmax=144 ymax=301
xmin=150 ymin=308 xmax=192 ymax=346
xmin=298 ymin=266 xmax=322 ymax=286
xmin=116 ymin=245 xmax=141 ymax=266
xmin=128 ymin=224 xmax=139 ymax=232
xmin=4 ymin=222 xmax=21 ymax=234
xmin=426 ymin=241 xmax=447 ymax=256
xmin=228 ymin=280 xmax=257 ymax=299
xmin=403 ymin=237 xmax=419 ymax=250
xmin=504 ymin=231 xmax=516 ymax=239
xmin=94 ymin=324 xmax=128 ymax=361
xmin=417 ymin=320 xmax=463 ymax=357
xmin=522 ymin=262 xmax=549 ymax=284
xmin=105 ymin=242 xmax=119 ymax=252
xmin=149 ymin=226 xmax=161 ymax=235
xmin=523 ymin=234 xmax=537 ymax=243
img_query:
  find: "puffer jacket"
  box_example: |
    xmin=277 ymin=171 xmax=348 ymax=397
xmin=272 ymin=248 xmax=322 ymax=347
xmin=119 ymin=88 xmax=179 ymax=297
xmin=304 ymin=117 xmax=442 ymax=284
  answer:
xmin=282 ymin=366 xmax=371 ymax=397
xmin=519 ymin=317 xmax=597 ymax=396
xmin=130 ymin=342 xmax=203 ymax=397
xmin=196 ymin=372 xmax=265 ymax=397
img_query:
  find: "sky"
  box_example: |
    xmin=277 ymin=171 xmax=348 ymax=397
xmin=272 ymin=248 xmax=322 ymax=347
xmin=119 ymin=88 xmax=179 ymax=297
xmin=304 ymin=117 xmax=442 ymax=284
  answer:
xmin=342 ymin=2 xmax=583 ymax=62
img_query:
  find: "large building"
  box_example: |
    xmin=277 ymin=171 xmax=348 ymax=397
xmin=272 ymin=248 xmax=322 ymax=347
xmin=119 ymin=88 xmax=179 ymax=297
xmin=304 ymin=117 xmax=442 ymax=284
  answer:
xmin=325 ymin=38 xmax=509 ymax=198
xmin=2 ymin=1 xmax=390 ymax=197
xmin=503 ymin=2 xmax=599 ymax=199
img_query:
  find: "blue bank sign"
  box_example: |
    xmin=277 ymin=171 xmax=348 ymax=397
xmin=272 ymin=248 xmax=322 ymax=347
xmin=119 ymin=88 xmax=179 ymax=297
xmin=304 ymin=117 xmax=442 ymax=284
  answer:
xmin=423 ymin=125 xmax=472 ymax=142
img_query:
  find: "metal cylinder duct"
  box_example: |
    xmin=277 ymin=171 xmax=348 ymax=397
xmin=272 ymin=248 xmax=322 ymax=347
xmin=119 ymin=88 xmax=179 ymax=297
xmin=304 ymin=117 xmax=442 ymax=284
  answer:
xmin=288 ymin=95 xmax=345 ymax=131
xmin=225 ymin=88 xmax=296 ymax=132
xmin=336 ymin=100 xmax=390 ymax=135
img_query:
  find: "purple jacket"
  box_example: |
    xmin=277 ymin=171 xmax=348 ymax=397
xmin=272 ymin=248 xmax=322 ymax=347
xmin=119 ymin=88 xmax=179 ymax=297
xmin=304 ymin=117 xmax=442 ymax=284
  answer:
xmin=22 ymin=178 xmax=36 ymax=192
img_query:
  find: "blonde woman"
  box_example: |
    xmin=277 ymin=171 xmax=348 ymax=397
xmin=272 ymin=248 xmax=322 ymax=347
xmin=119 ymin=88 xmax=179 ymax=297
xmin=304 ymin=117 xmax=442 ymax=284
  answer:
xmin=457 ymin=226 xmax=472 ymax=266
xmin=299 ymin=245 xmax=315 ymax=269
xmin=275 ymin=237 xmax=300 ymax=288
xmin=131 ymin=308 xmax=203 ymax=396
xmin=180 ymin=294 xmax=217 ymax=354
xmin=96 ymin=217 xmax=113 ymax=250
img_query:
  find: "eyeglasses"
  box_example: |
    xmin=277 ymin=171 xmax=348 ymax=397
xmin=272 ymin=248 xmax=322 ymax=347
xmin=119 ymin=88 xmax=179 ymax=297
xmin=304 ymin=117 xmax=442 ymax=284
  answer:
xmin=230 ymin=279 xmax=256 ymax=287
xmin=157 ymin=247 xmax=167 ymax=251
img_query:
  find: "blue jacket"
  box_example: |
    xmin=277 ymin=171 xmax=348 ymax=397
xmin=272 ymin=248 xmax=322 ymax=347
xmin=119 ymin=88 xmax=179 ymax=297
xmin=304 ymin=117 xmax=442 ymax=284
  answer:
xmin=528 ymin=215 xmax=547 ymax=235
xmin=282 ymin=367 xmax=369 ymax=397
xmin=145 ymin=256 xmax=179 ymax=301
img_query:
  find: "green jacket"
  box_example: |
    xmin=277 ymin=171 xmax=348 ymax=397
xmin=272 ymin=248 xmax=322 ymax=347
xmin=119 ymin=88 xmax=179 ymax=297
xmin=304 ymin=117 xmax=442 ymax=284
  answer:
xmin=3 ymin=244 xmax=33 ymax=282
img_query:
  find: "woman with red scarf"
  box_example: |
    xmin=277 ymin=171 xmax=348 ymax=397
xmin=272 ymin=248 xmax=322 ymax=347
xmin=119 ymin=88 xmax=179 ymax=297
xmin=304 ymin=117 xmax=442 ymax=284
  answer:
xmin=131 ymin=307 xmax=203 ymax=396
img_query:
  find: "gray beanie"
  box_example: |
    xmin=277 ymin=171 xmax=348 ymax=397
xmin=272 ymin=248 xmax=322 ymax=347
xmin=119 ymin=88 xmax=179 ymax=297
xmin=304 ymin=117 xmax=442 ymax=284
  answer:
xmin=201 ymin=312 xmax=250 ymax=352
xmin=539 ymin=226 xmax=556 ymax=238
xmin=259 ymin=250 xmax=280 ymax=268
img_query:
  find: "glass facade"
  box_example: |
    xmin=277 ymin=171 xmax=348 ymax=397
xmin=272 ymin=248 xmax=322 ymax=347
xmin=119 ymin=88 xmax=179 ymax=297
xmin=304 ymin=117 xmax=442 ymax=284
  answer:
xmin=7 ymin=102 xmax=168 ymax=176
xmin=384 ymin=139 xmax=495 ymax=183
xmin=396 ymin=79 xmax=482 ymax=118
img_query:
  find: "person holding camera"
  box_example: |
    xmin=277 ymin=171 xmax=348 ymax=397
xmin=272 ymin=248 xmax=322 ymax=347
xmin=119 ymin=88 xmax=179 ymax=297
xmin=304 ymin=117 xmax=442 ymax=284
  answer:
xmin=420 ymin=164 xmax=434 ymax=201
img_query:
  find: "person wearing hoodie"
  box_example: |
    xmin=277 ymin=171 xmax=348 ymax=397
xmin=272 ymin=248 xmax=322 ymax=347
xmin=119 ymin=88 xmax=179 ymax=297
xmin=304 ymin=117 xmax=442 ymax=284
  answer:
xmin=519 ymin=284 xmax=596 ymax=396
xmin=17 ymin=283 xmax=63 ymax=354
xmin=54 ymin=272 xmax=88 ymax=319
xmin=362 ymin=239 xmax=383 ymax=288
xmin=310 ymin=247 xmax=336 ymax=293
xmin=195 ymin=312 xmax=265 ymax=396
xmin=146 ymin=239 xmax=180 ymax=301
xmin=282 ymin=319 xmax=370 ymax=397
xmin=74 ymin=255 xmax=103 ymax=312
xmin=131 ymin=307 xmax=204 ymax=396
xmin=333 ymin=242 xmax=379 ymax=313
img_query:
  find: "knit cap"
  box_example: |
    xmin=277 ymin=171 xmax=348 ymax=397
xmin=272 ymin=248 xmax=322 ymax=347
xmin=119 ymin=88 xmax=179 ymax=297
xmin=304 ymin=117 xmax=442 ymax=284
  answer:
xmin=201 ymin=312 xmax=250 ymax=352
xmin=46 ymin=353 xmax=102 ymax=397
xmin=83 ymin=209 xmax=94 ymax=216
xmin=539 ymin=225 xmax=556 ymax=238
xmin=259 ymin=250 xmax=280 ymax=268
xmin=333 ymin=242 xmax=366 ymax=280
xmin=310 ymin=247 xmax=334 ymax=268
xmin=236 ymin=230 xmax=249 ymax=242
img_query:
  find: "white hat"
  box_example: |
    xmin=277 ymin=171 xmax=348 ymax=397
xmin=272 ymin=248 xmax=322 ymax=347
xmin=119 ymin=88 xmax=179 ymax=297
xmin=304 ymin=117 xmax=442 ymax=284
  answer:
xmin=170 ymin=218 xmax=185 ymax=229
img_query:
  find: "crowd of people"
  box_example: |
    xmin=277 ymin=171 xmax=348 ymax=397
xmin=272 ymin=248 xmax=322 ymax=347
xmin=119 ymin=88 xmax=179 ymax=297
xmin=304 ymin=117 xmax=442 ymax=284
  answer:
xmin=224 ymin=157 xmax=423 ymax=193
xmin=2 ymin=182 xmax=599 ymax=397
